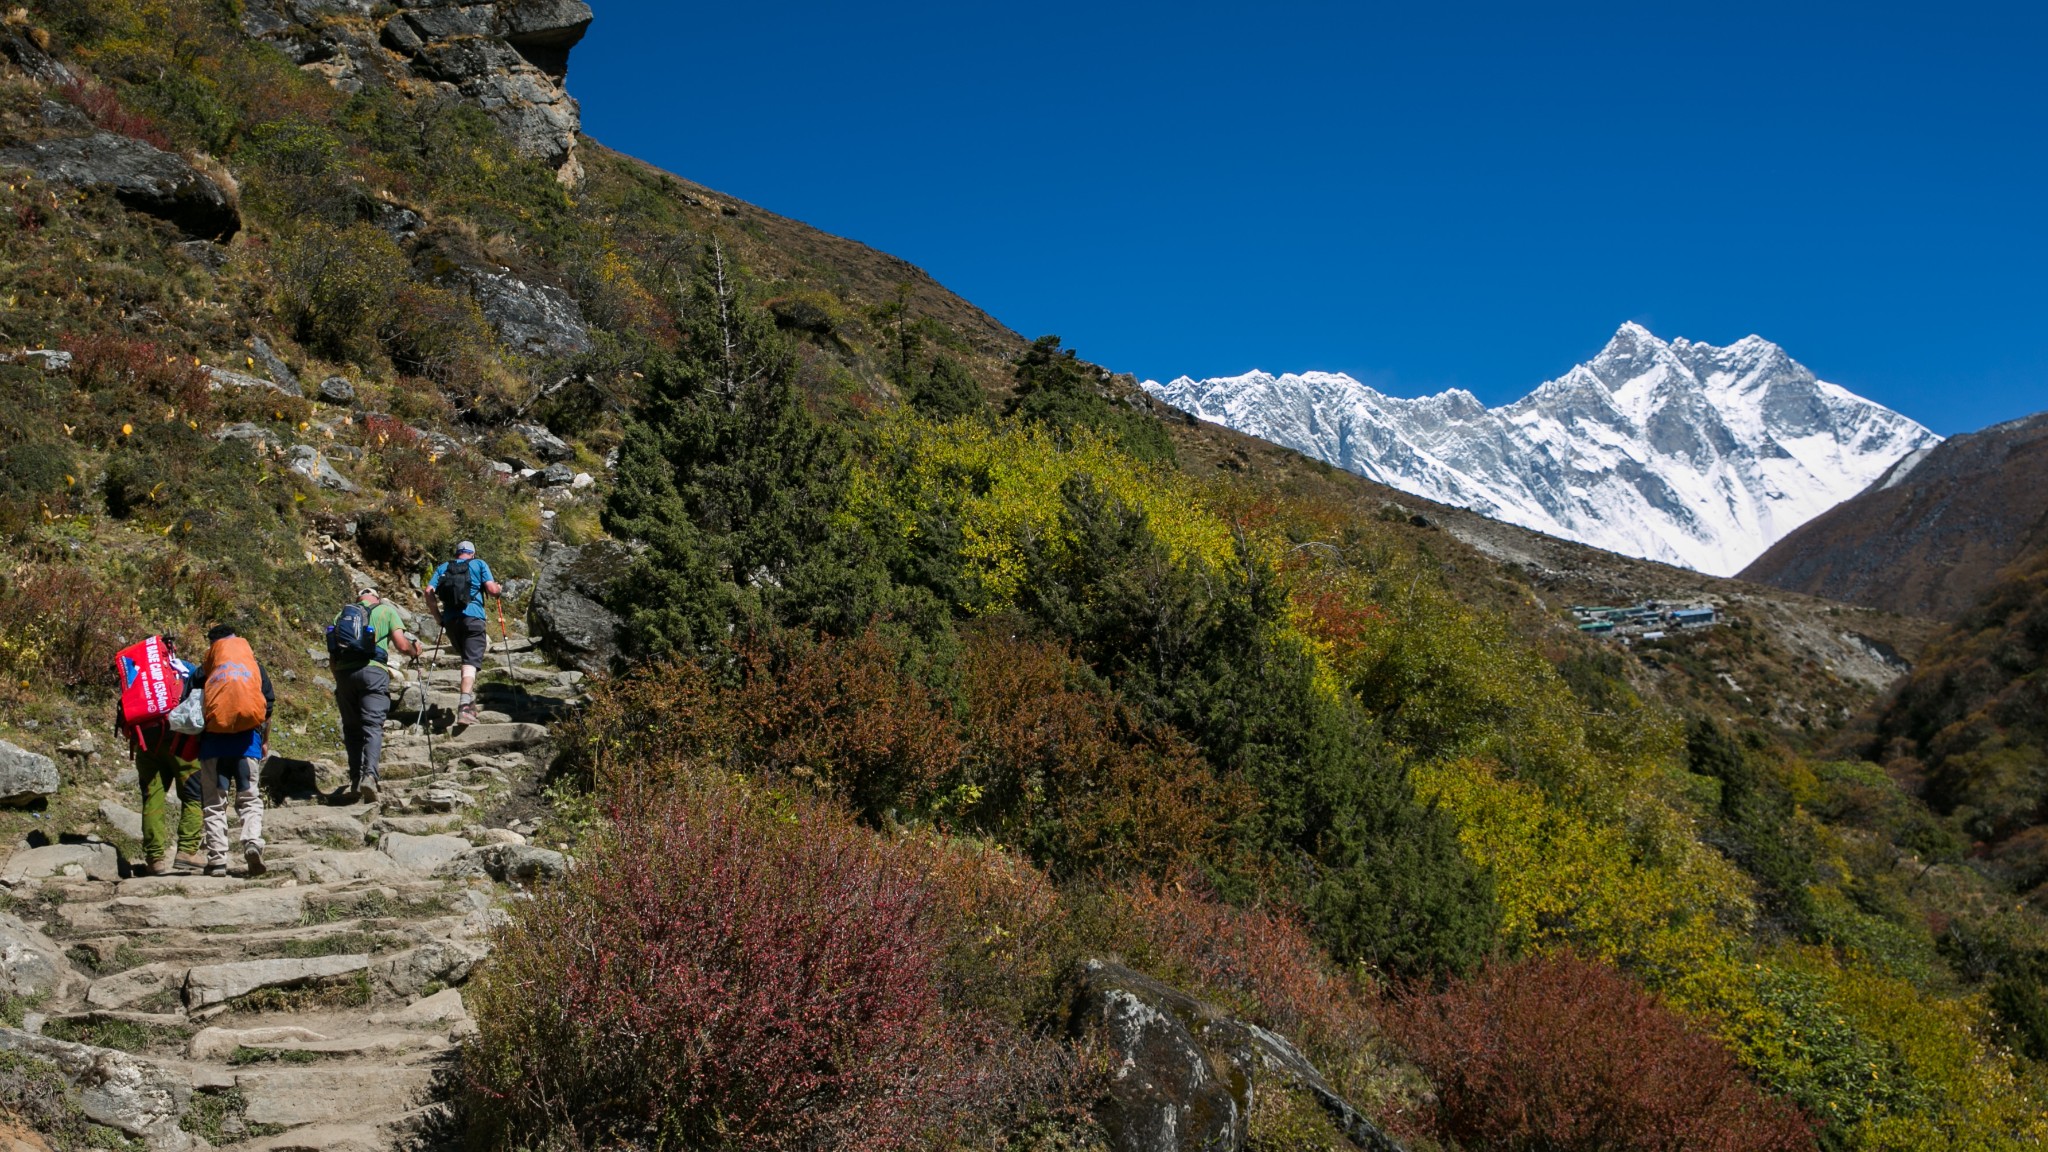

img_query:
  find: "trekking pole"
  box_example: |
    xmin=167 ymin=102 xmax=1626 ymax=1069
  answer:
xmin=495 ymin=594 xmax=514 ymax=677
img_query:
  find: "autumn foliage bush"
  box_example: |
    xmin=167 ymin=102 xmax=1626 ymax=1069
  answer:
xmin=463 ymin=780 xmax=983 ymax=1151
xmin=1384 ymin=953 xmax=1813 ymax=1152
xmin=0 ymin=563 xmax=139 ymax=689
xmin=1112 ymin=877 xmax=1375 ymax=1063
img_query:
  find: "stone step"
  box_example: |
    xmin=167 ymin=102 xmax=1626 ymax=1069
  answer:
xmin=61 ymin=888 xmax=306 ymax=933
xmin=189 ymin=1024 xmax=442 ymax=1061
xmin=185 ymin=954 xmax=373 ymax=1009
xmin=212 ymin=1064 xmax=441 ymax=1130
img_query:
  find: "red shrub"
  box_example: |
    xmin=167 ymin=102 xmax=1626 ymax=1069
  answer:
xmin=56 ymin=80 xmax=173 ymax=150
xmin=0 ymin=564 xmax=141 ymax=690
xmin=65 ymin=331 xmax=210 ymax=418
xmin=1114 ymin=877 xmax=1377 ymax=1061
xmin=1383 ymin=953 xmax=1814 ymax=1152
xmin=959 ymin=627 xmax=1248 ymax=878
xmin=464 ymin=782 xmax=980 ymax=1151
xmin=731 ymin=628 xmax=964 ymax=819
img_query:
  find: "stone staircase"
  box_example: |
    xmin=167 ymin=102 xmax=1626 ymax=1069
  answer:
xmin=0 ymin=625 xmax=579 ymax=1151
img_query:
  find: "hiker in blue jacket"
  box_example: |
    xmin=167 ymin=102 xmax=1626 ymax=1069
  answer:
xmin=424 ymin=541 xmax=502 ymax=727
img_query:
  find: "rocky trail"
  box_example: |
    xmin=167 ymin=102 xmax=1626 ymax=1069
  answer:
xmin=0 ymin=619 xmax=579 ymax=1151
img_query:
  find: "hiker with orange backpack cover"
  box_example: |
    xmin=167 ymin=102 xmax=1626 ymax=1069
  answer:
xmin=111 ymin=633 xmax=203 ymax=875
xmin=194 ymin=624 xmax=274 ymax=877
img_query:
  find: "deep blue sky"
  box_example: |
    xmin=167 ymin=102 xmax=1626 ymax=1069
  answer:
xmin=571 ymin=1 xmax=2045 ymax=435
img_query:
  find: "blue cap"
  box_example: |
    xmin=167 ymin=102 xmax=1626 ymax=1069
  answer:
xmin=456 ymin=540 xmax=476 ymax=556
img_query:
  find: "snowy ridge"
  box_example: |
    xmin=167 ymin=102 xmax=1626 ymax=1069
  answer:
xmin=1143 ymin=323 xmax=1941 ymax=576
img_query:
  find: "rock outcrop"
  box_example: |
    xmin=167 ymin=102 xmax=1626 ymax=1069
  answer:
xmin=242 ymin=0 xmax=593 ymax=182
xmin=529 ymin=540 xmax=629 ymax=676
xmin=462 ymin=267 xmax=594 ymax=358
xmin=1068 ymin=960 xmax=1405 ymax=1152
xmin=0 ymin=132 xmax=239 ymax=240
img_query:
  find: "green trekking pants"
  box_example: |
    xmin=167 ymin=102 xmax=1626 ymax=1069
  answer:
xmin=136 ymin=749 xmax=202 ymax=862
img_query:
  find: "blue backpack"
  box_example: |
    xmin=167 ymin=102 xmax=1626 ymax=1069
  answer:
xmin=327 ymin=603 xmax=387 ymax=667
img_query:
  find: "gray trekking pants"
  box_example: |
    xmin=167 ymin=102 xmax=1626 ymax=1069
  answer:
xmin=335 ymin=664 xmax=392 ymax=788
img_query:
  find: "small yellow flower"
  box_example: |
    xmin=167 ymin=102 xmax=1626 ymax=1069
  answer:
xmin=120 ymin=423 xmax=132 ymax=436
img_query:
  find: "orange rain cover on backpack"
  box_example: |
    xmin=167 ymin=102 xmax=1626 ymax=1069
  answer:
xmin=202 ymin=636 xmax=266 ymax=734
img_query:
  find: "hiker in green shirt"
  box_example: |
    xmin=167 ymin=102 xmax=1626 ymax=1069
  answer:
xmin=329 ymin=587 xmax=419 ymax=804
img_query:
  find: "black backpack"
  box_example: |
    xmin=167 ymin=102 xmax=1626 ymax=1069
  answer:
xmin=327 ymin=602 xmax=387 ymax=667
xmin=436 ymin=558 xmax=475 ymax=622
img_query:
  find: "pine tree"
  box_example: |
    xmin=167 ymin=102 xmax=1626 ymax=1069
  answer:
xmin=1005 ymin=336 xmax=1174 ymax=464
xmin=603 ymin=241 xmax=906 ymax=656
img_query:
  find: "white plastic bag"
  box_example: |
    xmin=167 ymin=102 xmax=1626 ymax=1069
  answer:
xmin=168 ymin=688 xmax=205 ymax=735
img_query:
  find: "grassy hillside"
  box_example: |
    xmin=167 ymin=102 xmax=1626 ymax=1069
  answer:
xmin=0 ymin=4 xmax=2044 ymax=1151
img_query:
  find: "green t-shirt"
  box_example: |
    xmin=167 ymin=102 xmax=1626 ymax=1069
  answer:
xmin=332 ymin=601 xmax=407 ymax=672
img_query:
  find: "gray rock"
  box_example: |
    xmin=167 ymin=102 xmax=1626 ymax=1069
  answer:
xmin=1069 ymin=960 xmax=1407 ymax=1152
xmin=462 ymin=269 xmax=593 ymax=357
xmin=84 ymin=961 xmax=186 ymax=1011
xmin=286 ymin=444 xmax=360 ymax=493
xmin=514 ymin=422 xmax=573 ymax=461
xmin=288 ymin=850 xmax=408 ymax=885
xmin=433 ymin=722 xmax=550 ymax=758
xmin=528 ymin=540 xmax=630 ymax=675
xmin=570 ymin=470 xmax=594 ymax=489
xmin=2 ymin=26 xmax=76 ymax=87
xmin=376 ymin=832 xmax=472 ymax=874
xmin=0 ymin=132 xmax=237 ymax=240
xmin=374 ymin=938 xmax=484 ymax=998
xmin=533 ymin=462 xmax=575 ymax=487
xmin=439 ymin=843 xmax=568 ymax=886
xmin=99 ymin=800 xmax=145 ymax=844
xmin=22 ymin=348 xmax=72 ymax=372
xmin=0 ymin=741 xmax=60 ymax=806
xmin=245 ymin=335 xmax=301 ymax=394
xmin=211 ymin=422 xmax=280 ymax=447
xmin=185 ymin=954 xmax=372 ymax=1008
xmin=261 ymin=806 xmax=368 ymax=845
xmin=5 ymin=843 xmax=120 ymax=883
xmin=0 ymin=1028 xmax=194 ymax=1150
xmin=172 ymin=239 xmax=229 ymax=269
xmin=0 ymin=913 xmax=73 ymax=1002
xmin=317 ymin=375 xmax=356 ymax=405
xmin=206 ymin=365 xmax=299 ymax=396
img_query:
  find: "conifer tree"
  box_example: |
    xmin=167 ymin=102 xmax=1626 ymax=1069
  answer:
xmin=604 ymin=241 xmax=904 ymax=655
xmin=1005 ymin=336 xmax=1175 ymax=464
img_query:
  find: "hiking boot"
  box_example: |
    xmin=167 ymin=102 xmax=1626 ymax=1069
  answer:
xmin=175 ymin=851 xmax=206 ymax=872
xmin=457 ymin=703 xmax=480 ymax=727
xmin=147 ymin=857 xmax=174 ymax=876
xmin=243 ymin=843 xmax=266 ymax=878
xmin=203 ymin=861 xmax=227 ymax=877
xmin=358 ymin=779 xmax=379 ymax=804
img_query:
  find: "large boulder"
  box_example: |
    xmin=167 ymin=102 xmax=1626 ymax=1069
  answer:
xmin=0 ymin=742 xmax=59 ymax=807
xmin=286 ymin=444 xmax=360 ymax=492
xmin=0 ymin=132 xmax=237 ymax=240
xmin=461 ymin=268 xmax=594 ymax=358
xmin=1068 ymin=960 xmax=1405 ymax=1152
xmin=0 ymin=913 xmax=75 ymax=1003
xmin=529 ymin=540 xmax=630 ymax=676
xmin=0 ymin=1029 xmax=194 ymax=1151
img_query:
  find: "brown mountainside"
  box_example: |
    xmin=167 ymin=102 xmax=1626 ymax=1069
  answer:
xmin=1740 ymin=411 xmax=2048 ymax=620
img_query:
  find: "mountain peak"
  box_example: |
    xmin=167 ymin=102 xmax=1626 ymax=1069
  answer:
xmin=1143 ymin=326 xmax=1939 ymax=575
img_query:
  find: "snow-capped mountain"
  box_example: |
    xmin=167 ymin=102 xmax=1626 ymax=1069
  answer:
xmin=1143 ymin=323 xmax=1941 ymax=576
